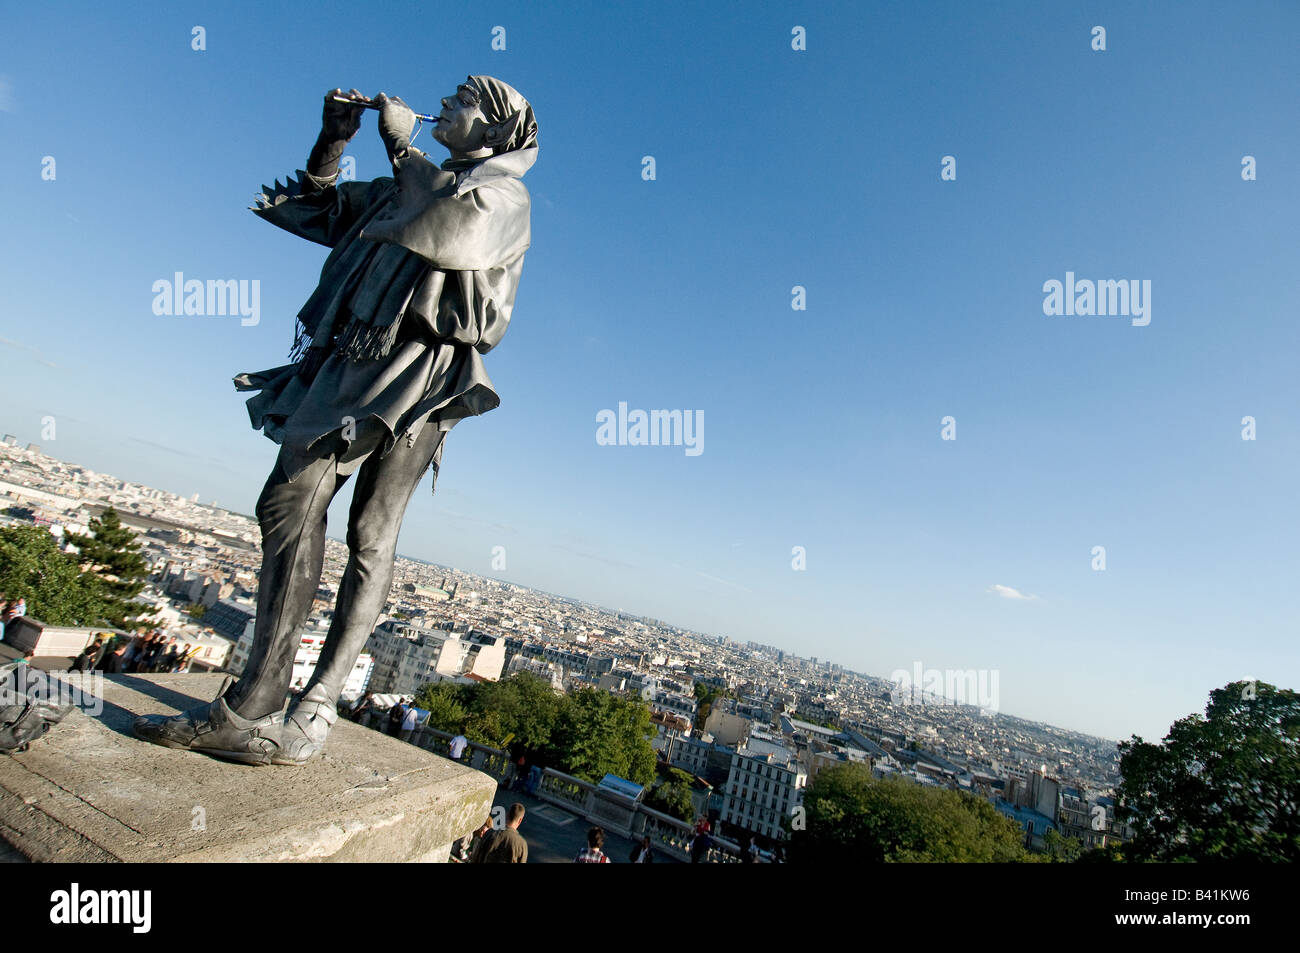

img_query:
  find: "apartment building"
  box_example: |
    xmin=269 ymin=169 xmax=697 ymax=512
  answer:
xmin=720 ymin=731 xmax=807 ymax=841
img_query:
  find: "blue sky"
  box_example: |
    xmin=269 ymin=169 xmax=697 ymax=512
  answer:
xmin=1 ymin=1 xmax=1297 ymax=742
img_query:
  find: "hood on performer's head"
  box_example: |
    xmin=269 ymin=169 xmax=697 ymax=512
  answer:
xmin=464 ymin=74 xmax=538 ymax=155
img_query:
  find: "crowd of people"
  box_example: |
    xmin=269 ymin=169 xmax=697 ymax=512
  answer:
xmin=0 ymin=591 xmax=202 ymax=677
xmin=70 ymin=632 xmax=201 ymax=675
xmin=342 ymin=692 xmax=429 ymax=741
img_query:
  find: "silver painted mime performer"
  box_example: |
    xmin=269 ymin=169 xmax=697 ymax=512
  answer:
xmin=135 ymin=76 xmax=538 ymax=764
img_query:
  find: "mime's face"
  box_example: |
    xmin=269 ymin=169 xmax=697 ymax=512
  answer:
xmin=433 ymin=84 xmax=491 ymax=157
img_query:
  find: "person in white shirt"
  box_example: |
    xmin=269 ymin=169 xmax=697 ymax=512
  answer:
xmin=449 ymin=728 xmax=469 ymax=760
xmin=398 ymin=703 xmax=420 ymax=742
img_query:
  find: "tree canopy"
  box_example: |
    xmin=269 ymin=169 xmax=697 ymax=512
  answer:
xmin=1116 ymin=680 xmax=1299 ymax=862
xmin=788 ymin=763 xmax=1032 ymax=863
xmin=64 ymin=508 xmax=153 ymax=630
xmin=645 ymin=767 xmax=697 ymax=821
xmin=0 ymin=524 xmax=112 ymax=627
xmin=550 ymin=687 xmax=657 ymax=785
xmin=413 ymin=673 xmax=657 ymax=785
xmin=1041 ymin=828 xmax=1083 ymax=863
xmin=693 ymin=681 xmax=731 ymax=727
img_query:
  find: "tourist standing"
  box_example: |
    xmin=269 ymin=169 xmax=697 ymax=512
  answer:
xmin=73 ymin=637 xmax=105 ymax=672
xmin=398 ymin=701 xmax=419 ymax=742
xmin=100 ymin=642 xmax=130 ymax=673
xmin=690 ymin=816 xmax=713 ymax=864
xmin=174 ymin=644 xmax=200 ymax=673
xmin=157 ymin=638 xmax=181 ymax=673
xmin=459 ymin=817 xmax=492 ymax=861
xmin=2 ymin=597 xmax=26 ymax=640
xmin=471 ymin=803 xmax=528 ymax=863
xmin=121 ymin=635 xmax=145 ymax=672
xmin=630 ymin=835 xmax=654 ymax=863
xmin=90 ymin=635 xmax=115 ymax=670
xmin=350 ymin=693 xmax=374 ymax=725
xmin=387 ymin=698 xmax=407 ymax=736
xmin=574 ymin=826 xmax=611 ymax=863
xmin=137 ymin=635 xmax=162 ymax=672
xmin=449 ymin=726 xmax=469 ymax=761
xmin=740 ymin=834 xmax=761 ymax=863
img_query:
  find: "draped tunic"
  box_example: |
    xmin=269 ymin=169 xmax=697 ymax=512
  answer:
xmin=234 ymin=146 xmax=536 ymax=490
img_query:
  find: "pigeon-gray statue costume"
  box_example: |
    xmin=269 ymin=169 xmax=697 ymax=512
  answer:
xmin=135 ymin=76 xmax=538 ymax=764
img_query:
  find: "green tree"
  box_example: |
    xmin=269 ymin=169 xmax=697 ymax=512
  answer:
xmin=665 ymin=766 xmax=695 ymax=787
xmin=645 ymin=766 xmax=698 ymax=822
xmin=693 ymin=682 xmax=732 ymax=727
xmin=1075 ymin=842 xmax=1125 ymax=863
xmin=0 ymin=525 xmax=112 ymax=626
xmin=465 ymin=708 xmax=507 ymax=749
xmin=1116 ymin=680 xmax=1299 ymax=862
xmin=788 ymin=764 xmax=1032 ymax=863
xmin=412 ymin=676 xmax=661 ymax=786
xmin=64 ymin=508 xmax=153 ymax=630
xmin=647 ymin=780 xmax=695 ymax=821
xmin=412 ymin=672 xmax=564 ymax=751
xmin=548 ymin=687 xmax=657 ymax=785
xmin=473 ymin=672 xmax=563 ymax=753
xmin=413 ymin=681 xmax=471 ymax=734
xmin=1042 ymin=828 xmax=1083 ymax=863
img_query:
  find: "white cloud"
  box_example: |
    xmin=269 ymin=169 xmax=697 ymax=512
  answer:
xmin=988 ymin=583 xmax=1037 ymax=601
xmin=696 ymin=570 xmax=752 ymax=594
xmin=0 ymin=335 xmax=57 ymax=369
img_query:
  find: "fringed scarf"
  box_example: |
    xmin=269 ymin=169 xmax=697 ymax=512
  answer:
xmin=286 ymin=225 xmax=434 ymax=380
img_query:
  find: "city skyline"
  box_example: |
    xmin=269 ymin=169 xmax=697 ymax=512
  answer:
xmin=2 ymin=1 xmax=1297 ymax=744
xmin=1 ymin=435 xmax=1131 ymax=799
xmin=0 ymin=432 xmax=1248 ymax=749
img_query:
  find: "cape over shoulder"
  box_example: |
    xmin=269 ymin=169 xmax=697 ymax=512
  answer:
xmin=360 ymin=150 xmax=533 ymax=272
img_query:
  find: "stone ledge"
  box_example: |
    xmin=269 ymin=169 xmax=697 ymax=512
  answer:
xmin=0 ymin=673 xmax=495 ymax=862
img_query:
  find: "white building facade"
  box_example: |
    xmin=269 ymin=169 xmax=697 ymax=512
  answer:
xmin=720 ymin=732 xmax=807 ymax=841
xmin=366 ymin=622 xmax=505 ymax=696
